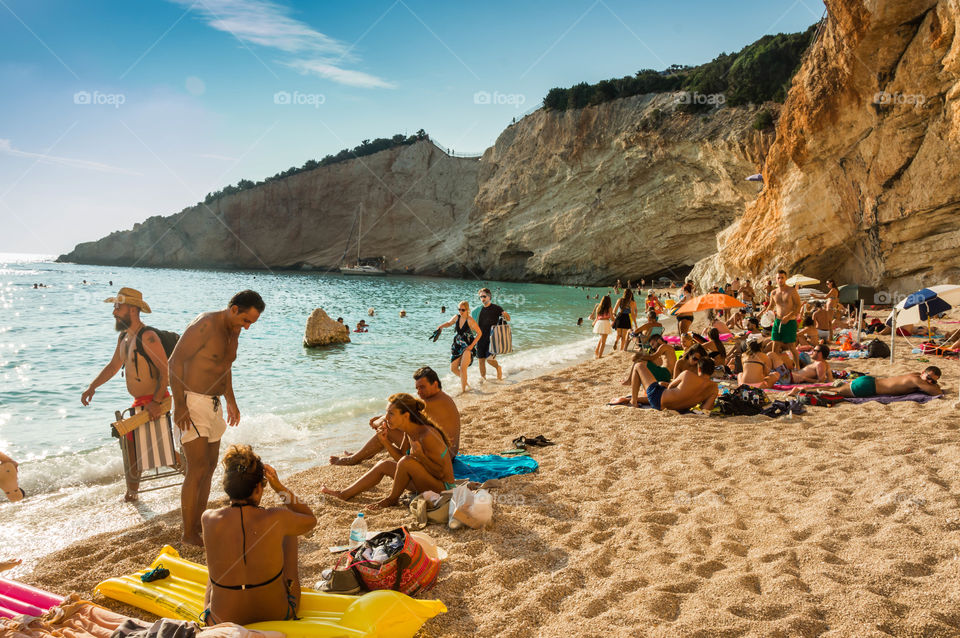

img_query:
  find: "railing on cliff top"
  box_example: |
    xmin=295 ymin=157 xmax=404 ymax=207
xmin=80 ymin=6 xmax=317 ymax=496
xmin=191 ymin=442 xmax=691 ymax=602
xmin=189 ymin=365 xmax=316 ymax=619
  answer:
xmin=429 ymin=101 xmax=545 ymax=159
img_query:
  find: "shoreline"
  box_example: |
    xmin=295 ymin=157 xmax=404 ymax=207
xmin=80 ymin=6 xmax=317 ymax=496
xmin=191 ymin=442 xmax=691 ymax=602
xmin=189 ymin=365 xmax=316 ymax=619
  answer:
xmin=25 ymin=330 xmax=960 ymax=636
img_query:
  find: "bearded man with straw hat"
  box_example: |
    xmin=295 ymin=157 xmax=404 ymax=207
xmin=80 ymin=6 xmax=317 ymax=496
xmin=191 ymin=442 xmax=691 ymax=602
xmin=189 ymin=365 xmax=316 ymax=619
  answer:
xmin=81 ymin=287 xmax=172 ymax=502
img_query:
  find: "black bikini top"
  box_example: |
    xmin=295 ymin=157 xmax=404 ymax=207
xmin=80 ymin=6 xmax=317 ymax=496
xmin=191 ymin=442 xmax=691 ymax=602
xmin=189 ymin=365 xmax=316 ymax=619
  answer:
xmin=209 ymin=502 xmax=283 ymax=591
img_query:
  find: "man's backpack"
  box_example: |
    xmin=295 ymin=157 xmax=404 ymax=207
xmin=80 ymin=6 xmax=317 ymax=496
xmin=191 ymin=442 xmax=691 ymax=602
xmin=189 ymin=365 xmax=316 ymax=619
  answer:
xmin=865 ymin=338 xmax=890 ymax=359
xmin=120 ymin=326 xmax=180 ymax=375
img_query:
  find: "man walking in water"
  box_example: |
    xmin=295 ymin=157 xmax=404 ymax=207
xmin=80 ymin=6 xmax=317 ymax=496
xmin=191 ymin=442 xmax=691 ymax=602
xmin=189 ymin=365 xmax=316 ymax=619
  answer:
xmin=474 ymin=288 xmax=510 ymax=381
xmin=770 ymin=270 xmax=802 ymax=366
xmin=169 ymin=290 xmax=264 ymax=546
xmin=81 ymin=288 xmax=170 ymax=502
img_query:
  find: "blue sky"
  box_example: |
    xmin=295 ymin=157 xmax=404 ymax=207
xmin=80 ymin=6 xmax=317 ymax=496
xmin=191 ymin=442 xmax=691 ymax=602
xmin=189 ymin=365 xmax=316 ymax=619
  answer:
xmin=0 ymin=0 xmax=825 ymax=254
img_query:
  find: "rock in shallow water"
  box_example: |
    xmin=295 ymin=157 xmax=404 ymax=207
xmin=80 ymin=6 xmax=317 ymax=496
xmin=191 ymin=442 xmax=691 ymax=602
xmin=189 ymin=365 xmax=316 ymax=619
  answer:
xmin=304 ymin=308 xmax=350 ymax=347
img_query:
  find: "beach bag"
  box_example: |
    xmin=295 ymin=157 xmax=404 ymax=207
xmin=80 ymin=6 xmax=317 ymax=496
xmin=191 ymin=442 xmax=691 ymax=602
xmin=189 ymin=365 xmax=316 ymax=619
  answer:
xmin=409 ymin=491 xmax=452 ymax=529
xmin=865 ymin=338 xmax=890 ymax=359
xmin=491 ymin=317 xmax=513 ymax=355
xmin=715 ymin=384 xmax=767 ymax=416
xmin=350 ymin=527 xmax=440 ymax=596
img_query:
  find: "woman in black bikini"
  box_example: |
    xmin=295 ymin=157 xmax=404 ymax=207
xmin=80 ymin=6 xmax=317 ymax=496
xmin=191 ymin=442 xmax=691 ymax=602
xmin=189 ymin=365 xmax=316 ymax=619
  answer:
xmin=201 ymin=445 xmax=316 ymax=626
xmin=434 ymin=301 xmax=482 ymax=393
xmin=737 ymin=340 xmax=778 ymax=387
xmin=675 ymin=283 xmax=695 ymax=335
xmin=611 ymin=289 xmax=637 ymax=351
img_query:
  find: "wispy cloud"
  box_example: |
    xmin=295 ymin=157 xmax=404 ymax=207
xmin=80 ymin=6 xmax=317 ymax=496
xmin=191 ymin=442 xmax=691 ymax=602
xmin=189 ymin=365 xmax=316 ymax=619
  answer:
xmin=284 ymin=59 xmax=394 ymax=89
xmin=0 ymin=139 xmax=142 ymax=176
xmin=170 ymin=0 xmax=393 ymax=88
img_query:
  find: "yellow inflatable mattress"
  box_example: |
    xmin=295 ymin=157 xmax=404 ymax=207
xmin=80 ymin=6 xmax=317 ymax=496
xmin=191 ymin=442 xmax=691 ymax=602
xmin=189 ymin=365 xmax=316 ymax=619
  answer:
xmin=95 ymin=545 xmax=445 ymax=638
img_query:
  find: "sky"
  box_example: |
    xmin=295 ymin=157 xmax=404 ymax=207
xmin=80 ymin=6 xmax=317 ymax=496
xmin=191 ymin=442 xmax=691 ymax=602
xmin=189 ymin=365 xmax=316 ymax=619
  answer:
xmin=0 ymin=0 xmax=826 ymax=255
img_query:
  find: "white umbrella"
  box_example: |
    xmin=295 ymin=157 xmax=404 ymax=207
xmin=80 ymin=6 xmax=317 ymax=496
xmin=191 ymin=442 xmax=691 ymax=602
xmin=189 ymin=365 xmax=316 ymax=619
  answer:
xmin=786 ymin=274 xmax=820 ymax=287
xmin=797 ymin=287 xmax=823 ymax=300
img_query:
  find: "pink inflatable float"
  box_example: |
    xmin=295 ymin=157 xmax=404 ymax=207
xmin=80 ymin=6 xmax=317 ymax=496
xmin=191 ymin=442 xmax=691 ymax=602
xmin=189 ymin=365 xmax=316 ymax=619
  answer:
xmin=0 ymin=578 xmax=63 ymax=618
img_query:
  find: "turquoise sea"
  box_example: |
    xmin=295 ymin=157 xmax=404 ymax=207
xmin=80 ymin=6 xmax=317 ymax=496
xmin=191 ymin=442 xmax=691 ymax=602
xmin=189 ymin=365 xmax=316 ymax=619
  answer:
xmin=0 ymin=254 xmax=609 ymax=572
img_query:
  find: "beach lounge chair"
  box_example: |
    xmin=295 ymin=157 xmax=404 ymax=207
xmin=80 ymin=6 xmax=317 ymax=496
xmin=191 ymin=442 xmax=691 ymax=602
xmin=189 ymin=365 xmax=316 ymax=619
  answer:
xmin=112 ymin=400 xmax=183 ymax=494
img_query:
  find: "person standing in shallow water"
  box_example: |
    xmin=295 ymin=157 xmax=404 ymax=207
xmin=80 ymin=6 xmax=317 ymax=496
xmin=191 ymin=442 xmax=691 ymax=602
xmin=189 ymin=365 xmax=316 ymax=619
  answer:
xmin=81 ymin=287 xmax=170 ymax=502
xmin=169 ymin=290 xmax=265 ymax=546
xmin=435 ymin=301 xmax=481 ymax=393
xmin=473 ymin=288 xmax=510 ymax=382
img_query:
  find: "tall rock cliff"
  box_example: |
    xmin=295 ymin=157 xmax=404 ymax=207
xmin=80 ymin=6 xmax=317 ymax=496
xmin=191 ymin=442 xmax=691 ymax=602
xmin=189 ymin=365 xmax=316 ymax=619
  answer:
xmin=693 ymin=0 xmax=960 ymax=290
xmin=62 ymin=142 xmax=480 ymax=273
xmin=467 ymin=94 xmax=771 ymax=283
xmin=59 ymin=97 xmax=770 ymax=283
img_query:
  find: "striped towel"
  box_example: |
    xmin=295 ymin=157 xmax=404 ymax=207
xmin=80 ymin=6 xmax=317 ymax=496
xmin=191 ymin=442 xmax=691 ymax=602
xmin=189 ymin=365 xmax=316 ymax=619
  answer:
xmin=129 ymin=405 xmax=179 ymax=472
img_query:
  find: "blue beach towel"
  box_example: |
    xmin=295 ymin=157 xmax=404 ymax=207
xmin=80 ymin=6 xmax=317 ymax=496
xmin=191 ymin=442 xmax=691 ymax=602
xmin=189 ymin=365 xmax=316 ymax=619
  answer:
xmin=453 ymin=454 xmax=538 ymax=482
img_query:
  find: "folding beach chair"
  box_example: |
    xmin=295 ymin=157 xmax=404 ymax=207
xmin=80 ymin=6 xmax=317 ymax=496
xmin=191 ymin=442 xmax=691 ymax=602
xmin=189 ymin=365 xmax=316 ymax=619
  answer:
xmin=112 ymin=399 xmax=183 ymax=494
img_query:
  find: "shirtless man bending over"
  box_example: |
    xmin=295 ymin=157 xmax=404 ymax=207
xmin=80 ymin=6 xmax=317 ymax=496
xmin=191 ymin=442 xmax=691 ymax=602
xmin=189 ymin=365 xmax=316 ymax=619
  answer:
xmin=635 ymin=357 xmax=718 ymax=412
xmin=169 ymin=290 xmax=265 ymax=546
xmin=770 ymin=270 xmax=803 ymax=365
xmin=831 ymin=367 xmax=942 ymax=398
xmin=330 ymin=366 xmax=461 ymax=465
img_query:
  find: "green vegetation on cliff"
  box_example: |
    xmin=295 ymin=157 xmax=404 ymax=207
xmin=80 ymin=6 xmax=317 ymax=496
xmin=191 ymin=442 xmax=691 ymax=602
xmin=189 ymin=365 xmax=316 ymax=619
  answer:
xmin=543 ymin=25 xmax=817 ymax=112
xmin=202 ymin=129 xmax=428 ymax=205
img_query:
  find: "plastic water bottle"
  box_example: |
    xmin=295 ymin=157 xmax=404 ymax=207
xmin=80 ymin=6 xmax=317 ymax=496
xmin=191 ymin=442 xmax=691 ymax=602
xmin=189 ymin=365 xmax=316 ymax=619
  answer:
xmin=349 ymin=512 xmax=367 ymax=549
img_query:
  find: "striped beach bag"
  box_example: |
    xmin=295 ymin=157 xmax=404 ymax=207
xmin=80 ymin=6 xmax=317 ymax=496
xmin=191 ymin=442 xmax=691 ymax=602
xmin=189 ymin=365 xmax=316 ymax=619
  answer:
xmin=350 ymin=527 xmax=440 ymax=596
xmin=491 ymin=317 xmax=513 ymax=355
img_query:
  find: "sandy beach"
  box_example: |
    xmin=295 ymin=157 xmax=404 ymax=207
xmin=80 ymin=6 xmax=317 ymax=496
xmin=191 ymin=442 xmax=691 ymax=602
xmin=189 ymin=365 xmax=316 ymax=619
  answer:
xmin=24 ymin=331 xmax=960 ymax=637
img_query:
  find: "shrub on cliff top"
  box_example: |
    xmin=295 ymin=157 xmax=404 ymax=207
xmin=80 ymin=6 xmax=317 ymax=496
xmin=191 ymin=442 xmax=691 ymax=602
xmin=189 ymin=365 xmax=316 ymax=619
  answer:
xmin=201 ymin=129 xmax=429 ymax=205
xmin=542 ymin=23 xmax=817 ymax=112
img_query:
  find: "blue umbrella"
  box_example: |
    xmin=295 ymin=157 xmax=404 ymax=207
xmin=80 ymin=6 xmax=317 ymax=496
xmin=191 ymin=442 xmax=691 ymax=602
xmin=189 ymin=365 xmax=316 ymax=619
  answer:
xmin=887 ymin=285 xmax=960 ymax=362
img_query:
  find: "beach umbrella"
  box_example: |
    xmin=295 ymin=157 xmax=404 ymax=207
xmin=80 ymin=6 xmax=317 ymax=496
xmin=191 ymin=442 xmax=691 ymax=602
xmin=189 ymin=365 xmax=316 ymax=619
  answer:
xmin=674 ymin=293 xmax=745 ymax=315
xmin=889 ymin=285 xmax=960 ymax=329
xmin=786 ymin=274 xmax=820 ymax=287
xmin=838 ymin=284 xmax=875 ymax=305
xmin=797 ymin=287 xmax=823 ymax=300
xmin=886 ymin=284 xmax=960 ymax=362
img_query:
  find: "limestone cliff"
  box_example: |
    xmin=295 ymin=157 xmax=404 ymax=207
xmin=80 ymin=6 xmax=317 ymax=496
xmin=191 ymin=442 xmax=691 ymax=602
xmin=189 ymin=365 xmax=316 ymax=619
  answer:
xmin=60 ymin=97 xmax=770 ymax=284
xmin=467 ymin=94 xmax=771 ymax=283
xmin=62 ymin=142 xmax=480 ymax=273
xmin=694 ymin=0 xmax=960 ymax=290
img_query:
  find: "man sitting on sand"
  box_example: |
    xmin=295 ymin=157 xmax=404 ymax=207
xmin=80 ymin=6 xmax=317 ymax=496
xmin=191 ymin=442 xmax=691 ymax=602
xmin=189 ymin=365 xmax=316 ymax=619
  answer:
xmin=330 ymin=367 xmax=460 ymax=465
xmin=830 ymin=367 xmax=942 ymax=398
xmin=613 ymin=334 xmax=680 ymax=406
xmin=634 ymin=357 xmax=718 ymax=412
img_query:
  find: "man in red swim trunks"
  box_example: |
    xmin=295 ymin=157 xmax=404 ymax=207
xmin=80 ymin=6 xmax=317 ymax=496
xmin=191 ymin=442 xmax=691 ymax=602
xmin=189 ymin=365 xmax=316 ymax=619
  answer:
xmin=81 ymin=288 xmax=171 ymax=502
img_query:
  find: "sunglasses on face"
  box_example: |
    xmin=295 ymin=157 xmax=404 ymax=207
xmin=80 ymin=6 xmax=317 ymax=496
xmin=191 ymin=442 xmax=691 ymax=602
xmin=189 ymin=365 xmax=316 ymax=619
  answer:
xmin=459 ymin=308 xmax=468 ymax=312
xmin=479 ymin=294 xmax=489 ymax=299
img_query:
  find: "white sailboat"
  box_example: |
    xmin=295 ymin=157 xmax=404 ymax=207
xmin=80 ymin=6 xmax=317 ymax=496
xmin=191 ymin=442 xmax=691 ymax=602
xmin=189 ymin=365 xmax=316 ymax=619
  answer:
xmin=339 ymin=204 xmax=386 ymax=276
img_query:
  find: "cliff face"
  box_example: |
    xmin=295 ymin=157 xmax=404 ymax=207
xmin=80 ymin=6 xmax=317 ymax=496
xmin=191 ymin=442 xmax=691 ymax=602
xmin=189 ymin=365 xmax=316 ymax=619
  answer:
xmin=694 ymin=0 xmax=960 ymax=290
xmin=467 ymin=95 xmax=771 ymax=283
xmin=62 ymin=142 xmax=480 ymax=273
xmin=60 ymin=97 xmax=769 ymax=283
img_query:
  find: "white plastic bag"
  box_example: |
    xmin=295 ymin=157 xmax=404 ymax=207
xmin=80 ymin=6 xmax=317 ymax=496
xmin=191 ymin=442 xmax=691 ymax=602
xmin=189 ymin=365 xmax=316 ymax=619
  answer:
xmin=448 ymin=484 xmax=474 ymax=529
xmin=467 ymin=489 xmax=493 ymax=527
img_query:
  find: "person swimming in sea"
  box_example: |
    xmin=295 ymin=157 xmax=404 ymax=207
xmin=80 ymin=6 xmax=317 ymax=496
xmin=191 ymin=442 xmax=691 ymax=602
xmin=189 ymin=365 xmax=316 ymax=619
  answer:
xmin=201 ymin=445 xmax=316 ymax=626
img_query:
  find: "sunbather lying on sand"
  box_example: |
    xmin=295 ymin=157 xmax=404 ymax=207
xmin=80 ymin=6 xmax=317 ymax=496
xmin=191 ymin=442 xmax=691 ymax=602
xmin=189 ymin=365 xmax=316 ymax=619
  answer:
xmin=322 ymin=393 xmax=455 ymax=510
xmin=633 ymin=357 xmax=718 ymax=412
xmin=830 ymin=367 xmax=942 ymax=398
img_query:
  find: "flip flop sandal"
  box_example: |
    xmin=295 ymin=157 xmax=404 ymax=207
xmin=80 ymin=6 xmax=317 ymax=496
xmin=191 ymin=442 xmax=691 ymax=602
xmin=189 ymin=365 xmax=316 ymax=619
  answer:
xmin=530 ymin=435 xmax=556 ymax=446
xmin=141 ymin=563 xmax=170 ymax=583
xmin=512 ymin=436 xmax=531 ymax=449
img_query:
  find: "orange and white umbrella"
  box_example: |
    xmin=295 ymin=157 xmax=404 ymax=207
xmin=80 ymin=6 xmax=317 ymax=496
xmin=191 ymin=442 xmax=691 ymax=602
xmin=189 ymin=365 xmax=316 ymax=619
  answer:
xmin=673 ymin=293 xmax=745 ymax=315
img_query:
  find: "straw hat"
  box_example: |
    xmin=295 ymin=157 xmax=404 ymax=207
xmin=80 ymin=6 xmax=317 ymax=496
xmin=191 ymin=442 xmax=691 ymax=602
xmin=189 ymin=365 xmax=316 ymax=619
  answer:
xmin=104 ymin=287 xmax=152 ymax=313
